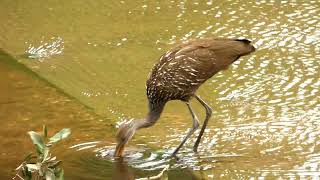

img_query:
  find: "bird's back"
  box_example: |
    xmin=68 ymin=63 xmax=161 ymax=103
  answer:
xmin=146 ymin=38 xmax=255 ymax=103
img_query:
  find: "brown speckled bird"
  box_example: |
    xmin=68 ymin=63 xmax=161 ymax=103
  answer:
xmin=114 ymin=38 xmax=256 ymax=157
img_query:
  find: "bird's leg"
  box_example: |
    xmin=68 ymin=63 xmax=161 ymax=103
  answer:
xmin=193 ymin=95 xmax=212 ymax=152
xmin=171 ymin=102 xmax=199 ymax=157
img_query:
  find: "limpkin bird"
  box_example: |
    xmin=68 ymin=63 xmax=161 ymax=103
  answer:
xmin=114 ymin=38 xmax=255 ymax=157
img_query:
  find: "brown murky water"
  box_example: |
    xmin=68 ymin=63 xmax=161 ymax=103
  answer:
xmin=1 ymin=0 xmax=319 ymax=179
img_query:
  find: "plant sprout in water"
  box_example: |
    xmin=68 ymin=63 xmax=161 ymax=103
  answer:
xmin=13 ymin=125 xmax=71 ymax=180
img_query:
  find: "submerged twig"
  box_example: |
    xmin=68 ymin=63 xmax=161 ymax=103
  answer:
xmin=136 ymin=165 xmax=170 ymax=180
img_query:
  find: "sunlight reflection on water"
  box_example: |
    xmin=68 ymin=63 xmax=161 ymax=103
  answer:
xmin=24 ymin=37 xmax=64 ymax=60
xmin=1 ymin=0 xmax=319 ymax=178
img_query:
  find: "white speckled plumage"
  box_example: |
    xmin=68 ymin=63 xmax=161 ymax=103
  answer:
xmin=146 ymin=38 xmax=255 ymax=104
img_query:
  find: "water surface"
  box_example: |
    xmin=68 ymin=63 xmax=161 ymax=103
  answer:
xmin=1 ymin=0 xmax=319 ymax=179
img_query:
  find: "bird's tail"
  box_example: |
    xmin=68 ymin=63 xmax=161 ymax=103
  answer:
xmin=235 ymin=39 xmax=256 ymax=55
xmin=235 ymin=39 xmax=252 ymax=44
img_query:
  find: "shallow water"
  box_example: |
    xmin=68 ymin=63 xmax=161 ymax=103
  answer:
xmin=1 ymin=0 xmax=319 ymax=179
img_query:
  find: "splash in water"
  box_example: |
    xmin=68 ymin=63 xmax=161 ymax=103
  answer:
xmin=24 ymin=36 xmax=64 ymax=60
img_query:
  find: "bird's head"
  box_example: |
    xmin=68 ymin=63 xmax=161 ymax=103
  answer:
xmin=114 ymin=121 xmax=136 ymax=157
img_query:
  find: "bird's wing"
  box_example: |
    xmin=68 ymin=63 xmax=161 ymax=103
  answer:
xmin=151 ymin=43 xmax=217 ymax=91
xmin=147 ymin=38 xmax=255 ymax=98
xmin=172 ymin=38 xmax=254 ymax=74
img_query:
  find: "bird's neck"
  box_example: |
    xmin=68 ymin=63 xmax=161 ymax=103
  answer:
xmin=134 ymin=100 xmax=166 ymax=130
xmin=148 ymin=100 xmax=166 ymax=122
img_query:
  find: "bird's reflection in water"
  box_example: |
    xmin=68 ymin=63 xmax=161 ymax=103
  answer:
xmin=113 ymin=158 xmax=135 ymax=180
xmin=96 ymin=144 xmax=202 ymax=179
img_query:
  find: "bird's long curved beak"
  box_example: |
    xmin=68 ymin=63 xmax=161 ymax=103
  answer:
xmin=114 ymin=143 xmax=125 ymax=157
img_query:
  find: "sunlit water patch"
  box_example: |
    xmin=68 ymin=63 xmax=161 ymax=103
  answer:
xmin=24 ymin=36 xmax=64 ymax=60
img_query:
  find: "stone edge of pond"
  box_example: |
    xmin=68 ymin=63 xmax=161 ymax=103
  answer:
xmin=0 ymin=48 xmax=115 ymax=128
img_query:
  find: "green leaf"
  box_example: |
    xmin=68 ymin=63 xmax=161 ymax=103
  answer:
xmin=43 ymin=125 xmax=48 ymax=138
xmin=42 ymin=147 xmax=50 ymax=162
xmin=26 ymin=163 xmax=39 ymax=171
xmin=24 ymin=152 xmax=34 ymax=162
xmin=49 ymin=128 xmax=71 ymax=143
xmin=54 ymin=167 xmax=62 ymax=175
xmin=54 ymin=167 xmax=64 ymax=180
xmin=49 ymin=160 xmax=62 ymax=168
xmin=28 ymin=131 xmax=45 ymax=154
xmin=56 ymin=169 xmax=64 ymax=180
xmin=23 ymin=166 xmax=32 ymax=180
xmin=45 ymin=168 xmax=56 ymax=180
